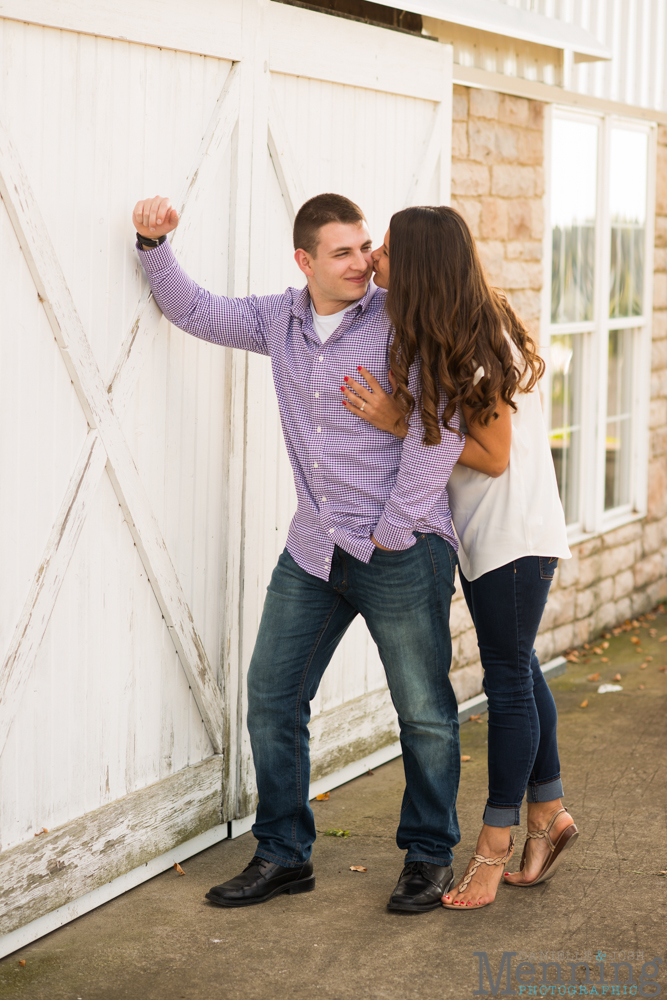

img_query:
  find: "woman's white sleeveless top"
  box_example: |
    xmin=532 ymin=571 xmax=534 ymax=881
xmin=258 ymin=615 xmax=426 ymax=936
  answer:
xmin=447 ymin=356 xmax=571 ymax=582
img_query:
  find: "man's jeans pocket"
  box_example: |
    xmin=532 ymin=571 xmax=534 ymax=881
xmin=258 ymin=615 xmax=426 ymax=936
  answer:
xmin=539 ymin=556 xmax=559 ymax=580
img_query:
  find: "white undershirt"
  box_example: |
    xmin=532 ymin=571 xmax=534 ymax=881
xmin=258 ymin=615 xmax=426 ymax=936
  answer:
xmin=309 ymin=301 xmax=357 ymax=343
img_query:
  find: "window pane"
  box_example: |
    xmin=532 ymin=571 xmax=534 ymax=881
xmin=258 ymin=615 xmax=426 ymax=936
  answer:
xmin=605 ymin=329 xmax=634 ymax=510
xmin=609 ymin=129 xmax=648 ymax=318
xmin=551 ymin=119 xmax=598 ymax=323
xmin=549 ymin=334 xmax=583 ymax=524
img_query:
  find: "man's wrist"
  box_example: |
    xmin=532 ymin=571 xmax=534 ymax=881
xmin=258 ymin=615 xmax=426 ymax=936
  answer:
xmin=136 ymin=232 xmax=167 ymax=250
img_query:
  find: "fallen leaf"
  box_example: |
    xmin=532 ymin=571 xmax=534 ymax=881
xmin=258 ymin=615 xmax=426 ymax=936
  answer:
xmin=639 ymin=663 xmax=647 ymax=669
xmin=583 ymin=643 xmax=590 ymax=649
xmin=367 ymin=769 xmax=374 ymax=776
xmin=18 ymin=960 xmax=26 ymax=967
xmin=174 ymin=862 xmax=185 ymax=876
xmin=587 ymin=672 xmax=600 ymax=682
xmin=461 ymin=755 xmax=472 ymax=762
xmin=593 ymin=647 xmax=603 ymax=655
xmin=580 ymin=699 xmax=589 ymax=708
xmin=316 ymin=792 xmax=330 ymax=801
xmin=636 ymin=648 xmax=644 ymax=654
xmin=639 ymin=684 xmax=645 ymax=689
xmin=601 ymin=641 xmax=610 ymax=649
xmin=33 ymin=828 xmax=48 ymax=837
xmin=660 ymin=636 xmax=667 ymax=642
xmin=601 ymin=633 xmax=611 ymax=639
xmin=645 ymin=656 xmax=653 ymax=661
xmin=601 ymin=657 xmax=609 ymax=662
xmin=613 ymin=673 xmax=622 ymax=681
xmin=630 ymin=636 xmax=641 ymax=644
xmin=324 ymin=828 xmax=350 ymax=838
xmin=659 ymin=871 xmax=667 ymax=876
xmin=469 ymin=714 xmax=481 ymax=722
xmin=660 ymin=666 xmax=667 ymax=673
xmin=349 ymin=865 xmax=367 ymax=872
xmin=566 ymin=653 xmax=579 ymax=662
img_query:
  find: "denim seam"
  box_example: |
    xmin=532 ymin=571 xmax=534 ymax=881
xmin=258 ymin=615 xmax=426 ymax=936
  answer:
xmin=254 ymin=849 xmax=304 ymax=869
xmin=527 ymin=773 xmax=562 ymax=786
xmin=290 ymin=595 xmax=343 ymax=864
xmin=512 ymin=562 xmax=539 ymax=811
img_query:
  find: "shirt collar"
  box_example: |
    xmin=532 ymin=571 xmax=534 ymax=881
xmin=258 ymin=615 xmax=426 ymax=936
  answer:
xmin=291 ymin=279 xmax=379 ymax=320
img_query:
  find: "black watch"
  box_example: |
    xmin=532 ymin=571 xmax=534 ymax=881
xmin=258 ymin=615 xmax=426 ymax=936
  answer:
xmin=137 ymin=232 xmax=167 ymax=249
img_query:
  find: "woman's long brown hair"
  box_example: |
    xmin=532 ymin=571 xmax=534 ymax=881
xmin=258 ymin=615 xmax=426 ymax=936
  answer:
xmin=386 ymin=206 xmax=544 ymax=445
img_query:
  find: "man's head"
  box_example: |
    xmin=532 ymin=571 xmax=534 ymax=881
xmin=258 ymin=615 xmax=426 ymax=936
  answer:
xmin=293 ymin=194 xmax=373 ymax=313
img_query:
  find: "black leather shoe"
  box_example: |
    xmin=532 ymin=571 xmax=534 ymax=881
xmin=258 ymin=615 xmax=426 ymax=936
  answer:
xmin=387 ymin=861 xmax=454 ymax=912
xmin=205 ymin=855 xmax=315 ymax=908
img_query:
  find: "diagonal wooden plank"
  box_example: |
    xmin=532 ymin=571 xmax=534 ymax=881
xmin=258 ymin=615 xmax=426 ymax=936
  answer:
xmin=0 ymin=432 xmax=107 ymax=753
xmin=267 ymin=83 xmax=306 ymax=225
xmin=402 ymin=101 xmax=446 ymax=208
xmin=108 ymin=61 xmax=240 ymax=413
xmin=0 ymin=118 xmax=225 ymax=755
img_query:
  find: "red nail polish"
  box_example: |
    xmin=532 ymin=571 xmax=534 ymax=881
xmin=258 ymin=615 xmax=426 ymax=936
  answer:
xmin=340 ymin=386 xmax=345 ymax=391
xmin=357 ymin=366 xmax=362 ymax=372
xmin=344 ymin=376 xmax=349 ymax=382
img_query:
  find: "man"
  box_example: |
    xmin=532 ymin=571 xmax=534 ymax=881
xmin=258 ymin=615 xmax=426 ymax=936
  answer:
xmin=132 ymin=192 xmax=464 ymax=912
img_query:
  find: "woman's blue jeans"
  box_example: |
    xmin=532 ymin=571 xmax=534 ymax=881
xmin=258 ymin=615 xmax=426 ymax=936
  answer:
xmin=459 ymin=555 xmax=564 ymax=828
xmin=246 ymin=535 xmax=461 ymax=868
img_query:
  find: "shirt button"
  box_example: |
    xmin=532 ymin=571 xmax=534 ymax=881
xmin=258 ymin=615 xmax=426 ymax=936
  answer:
xmin=319 ymin=355 xmax=324 ymax=361
xmin=325 ymin=557 xmax=330 ymax=563
xmin=314 ymin=392 xmax=320 ymax=398
xmin=321 ymin=497 xmax=326 ymax=503
xmin=329 ymin=528 xmax=334 ymax=534
xmin=317 ymin=427 xmax=321 ymax=433
xmin=313 ymin=462 xmax=319 ymax=468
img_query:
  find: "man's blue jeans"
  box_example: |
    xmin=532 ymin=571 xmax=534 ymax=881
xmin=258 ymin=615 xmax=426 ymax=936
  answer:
xmin=246 ymin=534 xmax=460 ymax=868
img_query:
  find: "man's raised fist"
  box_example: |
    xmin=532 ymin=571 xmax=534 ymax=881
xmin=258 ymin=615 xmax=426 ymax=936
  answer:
xmin=133 ymin=196 xmax=179 ymax=238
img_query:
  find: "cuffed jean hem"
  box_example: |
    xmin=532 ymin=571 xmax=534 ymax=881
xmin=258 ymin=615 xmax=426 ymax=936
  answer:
xmin=483 ymin=803 xmax=522 ymax=828
xmin=526 ymin=776 xmax=563 ymax=802
xmin=254 ymin=849 xmax=306 ymax=869
xmin=405 ymin=852 xmax=453 ymax=867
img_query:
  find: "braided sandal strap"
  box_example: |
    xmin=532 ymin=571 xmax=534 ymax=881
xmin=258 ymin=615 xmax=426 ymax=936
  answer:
xmin=525 ymin=807 xmax=567 ymax=853
xmin=456 ymin=834 xmax=515 ymax=895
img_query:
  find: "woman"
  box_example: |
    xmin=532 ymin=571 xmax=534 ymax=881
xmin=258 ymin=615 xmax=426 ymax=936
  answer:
xmin=341 ymin=206 xmax=577 ymax=909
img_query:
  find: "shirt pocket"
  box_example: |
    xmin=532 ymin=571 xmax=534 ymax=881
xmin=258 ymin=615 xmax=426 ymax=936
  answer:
xmin=539 ymin=556 xmax=559 ymax=580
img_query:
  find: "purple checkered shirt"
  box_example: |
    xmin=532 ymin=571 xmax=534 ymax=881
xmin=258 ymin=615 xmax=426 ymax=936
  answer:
xmin=138 ymin=242 xmax=465 ymax=581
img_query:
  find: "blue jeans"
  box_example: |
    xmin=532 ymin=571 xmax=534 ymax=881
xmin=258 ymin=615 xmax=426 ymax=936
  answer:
xmin=246 ymin=535 xmax=460 ymax=867
xmin=459 ymin=556 xmax=564 ymax=828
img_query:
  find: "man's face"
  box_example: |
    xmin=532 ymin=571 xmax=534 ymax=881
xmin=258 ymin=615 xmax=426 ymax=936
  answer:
xmin=370 ymin=229 xmax=390 ymax=289
xmin=295 ymin=221 xmax=373 ymax=307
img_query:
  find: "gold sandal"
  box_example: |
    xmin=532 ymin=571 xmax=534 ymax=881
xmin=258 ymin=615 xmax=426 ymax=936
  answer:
xmin=504 ymin=807 xmax=578 ymax=887
xmin=442 ymin=835 xmax=515 ymax=909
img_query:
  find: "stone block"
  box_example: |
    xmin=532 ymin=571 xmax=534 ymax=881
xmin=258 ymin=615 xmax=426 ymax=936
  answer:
xmin=528 ymin=101 xmax=545 ymax=130
xmin=533 ymin=166 xmax=545 ymax=198
xmin=469 ymin=88 xmax=499 ymax=119
xmin=534 ymin=630 xmax=555 ymax=663
xmin=450 ymin=596 xmax=474 ymax=638
xmin=595 ymin=601 xmax=617 ymax=632
xmin=634 ymin=552 xmax=665 ymax=589
xmin=651 ymin=337 xmax=667 ymax=371
xmin=614 ymin=569 xmax=635 ymax=601
xmin=652 ymin=311 xmax=667 ymax=340
xmin=602 ymin=521 xmax=643 ymax=547
xmin=631 ymin=589 xmax=655 ymax=616
xmin=614 ymin=597 xmax=632 ymax=623
xmin=653 ymin=273 xmax=667 ymax=310
xmin=577 ymin=551 xmax=602 ymax=588
xmin=451 ymin=661 xmax=483 ymax=703
xmin=576 ymin=586 xmax=596 ymax=620
xmin=647 ymin=458 xmax=667 ymax=519
xmin=642 ymin=516 xmax=667 ymax=554
xmin=516 ymin=127 xmax=543 ymax=165
xmin=573 ymin=617 xmax=594 ymax=645
xmin=491 ymin=164 xmax=537 ymax=198
xmin=502 ymin=260 xmax=543 ymax=290
xmin=651 ymin=367 xmax=667 ymax=400
xmin=541 ymin=586 xmax=576 ymax=630
xmin=552 ymin=622 xmax=575 ymax=655
xmin=601 ymin=541 xmax=641 ymax=579
xmin=507 ymin=199 xmax=532 ymax=240
xmin=650 ymin=426 xmax=667 ymax=459
xmin=557 ymin=550 xmax=580 ymax=588
xmin=657 ymin=145 xmax=667 ymax=216
xmin=479 ymin=197 xmax=508 ymax=240
xmin=649 ymin=398 xmax=667 ymax=429
xmin=530 ymin=198 xmax=545 ymax=241
xmin=598 ymin=576 xmax=615 ymax=605
xmin=467 ymin=121 xmax=498 ymax=163
xmin=451 ymin=160 xmax=490 ymax=196
xmin=477 ymin=240 xmax=504 ymax=281
xmin=505 ymin=240 xmax=542 ymax=261
xmin=653 ymin=248 xmax=667 ymax=272
xmin=498 ymin=93 xmax=530 ymax=127
xmin=452 ymin=121 xmax=468 ymax=159
xmin=452 ymin=85 xmax=469 ymax=121
xmin=506 ymin=289 xmax=541 ymax=323
xmin=456 ymin=627 xmax=480 ymax=666
xmin=655 ymin=215 xmax=667 ymax=249
xmin=577 ymin=537 xmax=602 ymax=559
xmin=451 ymin=197 xmax=481 ymax=237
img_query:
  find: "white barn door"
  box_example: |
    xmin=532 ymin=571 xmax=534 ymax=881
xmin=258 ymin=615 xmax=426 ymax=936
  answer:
xmin=235 ymin=2 xmax=453 ymax=817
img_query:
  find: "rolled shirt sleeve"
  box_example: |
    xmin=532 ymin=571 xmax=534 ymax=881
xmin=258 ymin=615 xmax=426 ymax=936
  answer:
xmin=372 ymin=369 xmax=465 ymax=551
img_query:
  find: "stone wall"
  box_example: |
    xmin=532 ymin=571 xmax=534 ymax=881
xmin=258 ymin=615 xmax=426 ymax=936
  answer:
xmin=448 ymin=88 xmax=667 ymax=703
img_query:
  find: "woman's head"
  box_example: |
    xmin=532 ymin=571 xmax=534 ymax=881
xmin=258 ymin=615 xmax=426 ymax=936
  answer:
xmin=380 ymin=205 xmax=544 ymax=445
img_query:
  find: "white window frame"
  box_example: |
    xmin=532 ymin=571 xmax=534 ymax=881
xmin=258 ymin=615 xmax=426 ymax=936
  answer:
xmin=542 ymin=105 xmax=657 ymax=545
